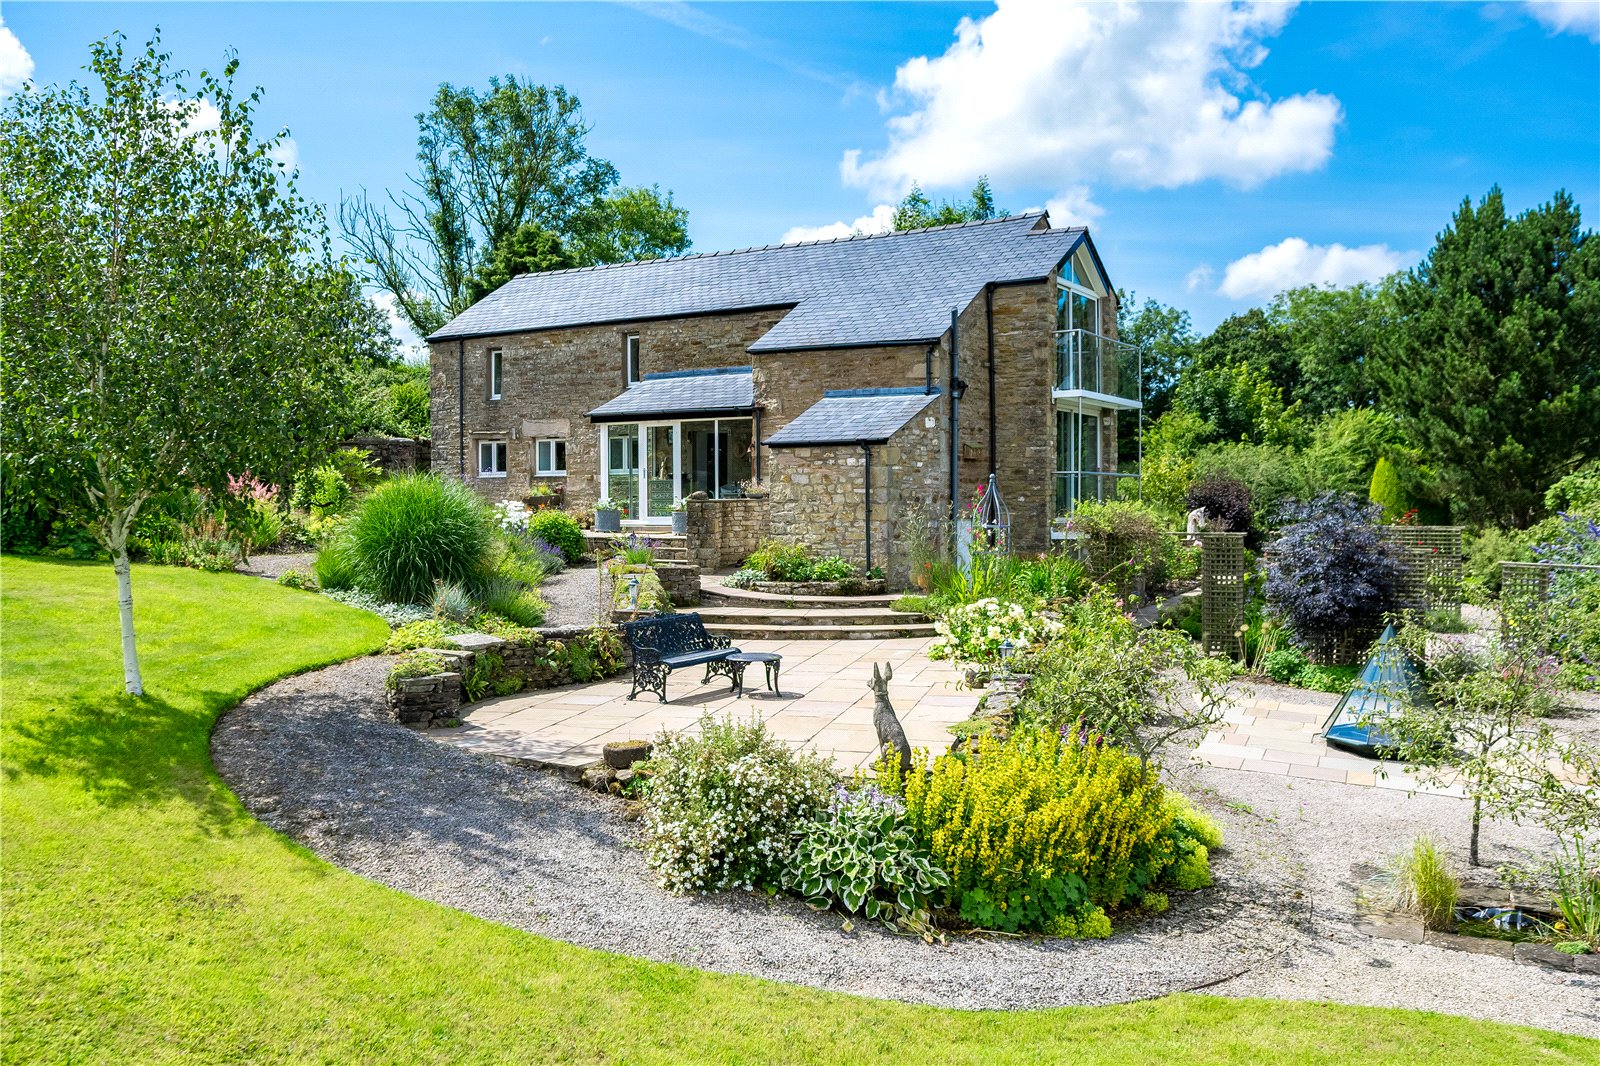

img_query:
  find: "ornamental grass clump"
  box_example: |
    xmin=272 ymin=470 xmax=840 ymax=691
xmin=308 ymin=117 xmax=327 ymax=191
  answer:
xmin=878 ymin=727 xmax=1216 ymax=936
xmin=643 ymin=713 xmax=834 ymax=892
xmin=344 ymin=474 xmax=494 ymax=604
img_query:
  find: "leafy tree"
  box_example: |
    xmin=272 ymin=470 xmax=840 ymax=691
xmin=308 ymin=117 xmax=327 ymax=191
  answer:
xmin=342 ymin=76 xmax=690 ymax=337
xmin=466 ymin=223 xmax=573 ymax=303
xmin=1193 ymin=308 xmax=1296 ymax=402
xmin=1373 ymin=187 xmax=1600 ymax=526
xmin=892 ymin=177 xmax=1004 ymax=230
xmin=1174 ymin=361 xmax=1307 ymax=449
xmin=1383 ymin=619 xmax=1600 ymax=865
xmin=1116 ymin=291 xmax=1196 ymax=422
xmin=1303 ymin=408 xmax=1404 ymax=496
xmin=1270 ymin=283 xmax=1386 ymax=415
xmin=1 ymin=33 xmax=379 ymax=694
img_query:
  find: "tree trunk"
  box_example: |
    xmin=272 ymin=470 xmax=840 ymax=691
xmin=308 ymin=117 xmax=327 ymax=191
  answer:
xmin=1469 ymin=798 xmax=1482 ymax=867
xmin=111 ymin=537 xmax=144 ymax=696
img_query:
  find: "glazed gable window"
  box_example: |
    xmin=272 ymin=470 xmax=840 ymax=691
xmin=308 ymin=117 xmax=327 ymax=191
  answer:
xmin=477 ymin=440 xmax=508 ymax=478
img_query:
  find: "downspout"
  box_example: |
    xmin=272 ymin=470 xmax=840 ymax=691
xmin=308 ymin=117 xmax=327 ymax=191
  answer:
xmin=948 ymin=308 xmax=960 ymax=522
xmin=862 ymin=443 xmax=872 ymax=574
xmin=754 ymin=408 xmax=763 ymax=481
xmin=985 ymin=283 xmax=997 ymax=476
xmin=457 ymin=340 xmax=466 ymax=478
xmin=924 ymin=342 xmax=934 ymax=395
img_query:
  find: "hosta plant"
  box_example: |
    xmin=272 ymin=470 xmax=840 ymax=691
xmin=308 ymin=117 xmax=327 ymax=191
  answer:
xmin=781 ymin=784 xmax=949 ymax=939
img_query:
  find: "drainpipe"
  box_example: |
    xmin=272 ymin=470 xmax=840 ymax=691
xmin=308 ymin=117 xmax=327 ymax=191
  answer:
xmin=948 ymin=307 xmax=960 ymax=522
xmin=457 ymin=340 xmax=466 ymax=478
xmin=985 ymin=283 xmax=997 ymax=476
xmin=862 ymin=443 xmax=872 ymax=574
xmin=924 ymin=343 xmax=934 ymax=395
xmin=753 ymin=408 xmax=763 ymax=481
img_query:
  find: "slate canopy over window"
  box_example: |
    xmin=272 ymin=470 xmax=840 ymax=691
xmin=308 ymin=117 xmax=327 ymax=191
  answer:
xmin=478 ymin=440 xmax=508 ymax=478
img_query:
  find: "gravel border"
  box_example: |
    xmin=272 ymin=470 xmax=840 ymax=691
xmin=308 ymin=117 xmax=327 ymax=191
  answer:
xmin=538 ymin=562 xmax=603 ymax=628
xmin=211 ymin=660 xmax=1600 ymax=1036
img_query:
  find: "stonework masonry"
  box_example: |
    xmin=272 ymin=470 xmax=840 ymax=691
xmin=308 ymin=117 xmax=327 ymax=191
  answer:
xmin=430 ymin=264 xmax=1124 ymax=570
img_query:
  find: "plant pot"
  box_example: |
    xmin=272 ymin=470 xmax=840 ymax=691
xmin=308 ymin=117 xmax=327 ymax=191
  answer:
xmin=595 ymin=507 xmax=622 ymax=533
xmin=670 ymin=510 xmax=688 ymax=535
xmin=603 ymin=739 xmax=653 ymax=770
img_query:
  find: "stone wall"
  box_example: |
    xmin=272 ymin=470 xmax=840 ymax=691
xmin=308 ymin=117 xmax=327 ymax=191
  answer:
xmin=685 ymin=496 xmax=769 ymax=569
xmin=653 ymin=561 xmax=702 ymax=607
xmin=767 ymin=400 xmax=947 ymax=588
xmin=346 ymin=435 xmax=432 ymax=476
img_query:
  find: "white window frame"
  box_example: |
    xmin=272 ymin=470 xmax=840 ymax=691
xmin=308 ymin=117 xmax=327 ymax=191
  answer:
xmin=488 ymin=348 xmax=504 ymax=401
xmin=534 ymin=438 xmax=567 ymax=477
xmin=624 ymin=334 xmax=641 ymax=385
xmin=477 ymin=439 xmax=508 ymax=478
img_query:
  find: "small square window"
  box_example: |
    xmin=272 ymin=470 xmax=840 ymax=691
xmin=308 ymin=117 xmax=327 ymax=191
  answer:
xmin=488 ymin=349 xmax=504 ymax=400
xmin=477 ymin=440 xmax=508 ymax=478
xmin=624 ymin=334 xmax=641 ymax=385
xmin=535 ymin=439 xmax=567 ymax=476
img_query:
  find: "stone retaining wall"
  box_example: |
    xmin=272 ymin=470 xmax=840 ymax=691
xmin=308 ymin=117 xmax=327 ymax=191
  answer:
xmin=686 ymin=497 xmax=769 ymax=570
xmin=654 ymin=561 xmax=702 ymax=607
xmin=347 ymin=435 xmax=431 ymax=475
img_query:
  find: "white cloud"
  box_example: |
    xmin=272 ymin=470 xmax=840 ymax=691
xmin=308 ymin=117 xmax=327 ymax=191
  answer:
xmin=1184 ymin=264 xmax=1215 ymax=292
xmin=162 ymin=97 xmax=297 ymax=172
xmin=268 ymin=138 xmax=299 ymax=172
xmin=0 ymin=17 xmax=33 ymax=97
xmin=842 ymin=0 xmax=1341 ymax=219
xmin=780 ymin=203 xmax=895 ymax=244
xmin=371 ymin=291 xmax=428 ymax=361
xmin=1044 ymin=186 xmax=1104 ymax=226
xmin=1218 ymin=238 xmax=1414 ymax=299
xmin=1525 ymin=0 xmax=1600 ymax=41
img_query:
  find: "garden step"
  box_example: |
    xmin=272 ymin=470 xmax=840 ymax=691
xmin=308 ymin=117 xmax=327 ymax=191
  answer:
xmin=695 ymin=606 xmax=928 ymax=626
xmin=703 ymin=622 xmax=937 ymax=641
xmin=698 ymin=580 xmax=900 ymax=608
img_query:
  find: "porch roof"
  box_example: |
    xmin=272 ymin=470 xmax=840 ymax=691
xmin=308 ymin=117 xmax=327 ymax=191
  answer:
xmin=585 ymin=366 xmax=756 ymax=424
xmin=762 ymin=387 xmax=940 ymax=447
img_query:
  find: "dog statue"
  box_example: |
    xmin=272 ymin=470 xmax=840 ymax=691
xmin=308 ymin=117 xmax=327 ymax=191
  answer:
xmin=869 ymin=662 xmax=912 ymax=774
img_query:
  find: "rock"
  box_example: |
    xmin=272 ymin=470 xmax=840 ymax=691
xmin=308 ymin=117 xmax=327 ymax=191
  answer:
xmin=616 ymin=768 xmax=635 ymax=784
xmin=581 ymin=764 xmax=616 ymax=792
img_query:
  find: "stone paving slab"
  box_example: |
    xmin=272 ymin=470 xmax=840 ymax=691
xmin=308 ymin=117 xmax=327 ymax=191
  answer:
xmin=1194 ymin=687 xmax=1466 ymax=796
xmin=429 ymin=637 xmax=978 ymax=772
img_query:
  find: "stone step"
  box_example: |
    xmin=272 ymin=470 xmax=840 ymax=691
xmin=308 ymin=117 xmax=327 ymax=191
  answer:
xmin=704 ymin=622 xmax=938 ymax=641
xmin=699 ymin=581 xmax=900 ymax=608
xmin=695 ymin=605 xmax=927 ymax=626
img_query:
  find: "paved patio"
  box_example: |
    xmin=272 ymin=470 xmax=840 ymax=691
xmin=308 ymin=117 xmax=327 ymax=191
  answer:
xmin=1194 ymin=691 xmax=1465 ymax=796
xmin=429 ymin=636 xmax=979 ymax=772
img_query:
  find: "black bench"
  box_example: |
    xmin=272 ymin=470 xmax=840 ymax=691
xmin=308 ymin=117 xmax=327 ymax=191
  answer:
xmin=620 ymin=613 xmax=740 ymax=703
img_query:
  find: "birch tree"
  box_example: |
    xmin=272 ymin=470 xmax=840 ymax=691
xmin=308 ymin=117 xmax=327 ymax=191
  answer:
xmin=1 ymin=33 xmax=373 ymax=693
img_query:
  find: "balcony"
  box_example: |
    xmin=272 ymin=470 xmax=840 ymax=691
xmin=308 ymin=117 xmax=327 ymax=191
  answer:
xmin=1054 ymin=470 xmax=1139 ymax=519
xmin=1054 ymin=329 xmax=1142 ymax=409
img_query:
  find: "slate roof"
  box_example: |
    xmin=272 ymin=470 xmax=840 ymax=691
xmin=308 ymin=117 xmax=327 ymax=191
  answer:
xmin=428 ymin=213 xmax=1090 ymax=352
xmin=763 ymin=388 xmax=941 ymax=447
xmin=586 ymin=366 xmax=755 ymax=423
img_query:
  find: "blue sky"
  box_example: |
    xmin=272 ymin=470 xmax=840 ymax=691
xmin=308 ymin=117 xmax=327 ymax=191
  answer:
xmin=6 ymin=1 xmax=1597 ymax=341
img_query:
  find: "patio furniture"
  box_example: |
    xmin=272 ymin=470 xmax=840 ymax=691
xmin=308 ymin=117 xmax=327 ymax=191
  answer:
xmin=620 ymin=612 xmax=739 ymax=703
xmin=726 ymin=651 xmax=782 ymax=698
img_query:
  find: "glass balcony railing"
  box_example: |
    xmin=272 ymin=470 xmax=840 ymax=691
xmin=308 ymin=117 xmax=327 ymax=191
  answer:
xmin=1054 ymin=329 xmax=1142 ymax=405
xmin=1054 ymin=470 xmax=1139 ymax=518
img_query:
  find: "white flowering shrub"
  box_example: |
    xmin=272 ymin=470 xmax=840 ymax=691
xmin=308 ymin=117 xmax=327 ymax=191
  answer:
xmin=928 ymin=597 xmax=1067 ymax=662
xmin=643 ymin=713 xmax=835 ymax=892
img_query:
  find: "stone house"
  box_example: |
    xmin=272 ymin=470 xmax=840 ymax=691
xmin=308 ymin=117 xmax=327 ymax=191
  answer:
xmin=426 ymin=212 xmax=1140 ymax=583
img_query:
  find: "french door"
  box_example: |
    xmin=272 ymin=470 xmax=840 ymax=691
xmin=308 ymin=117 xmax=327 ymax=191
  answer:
xmin=602 ymin=422 xmax=680 ymax=523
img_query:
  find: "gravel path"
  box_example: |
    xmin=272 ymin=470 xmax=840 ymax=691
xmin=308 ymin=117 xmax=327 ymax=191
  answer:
xmin=237 ymin=552 xmax=314 ymax=580
xmin=211 ymin=661 xmax=1600 ymax=1036
xmin=539 ymin=563 xmax=603 ymax=627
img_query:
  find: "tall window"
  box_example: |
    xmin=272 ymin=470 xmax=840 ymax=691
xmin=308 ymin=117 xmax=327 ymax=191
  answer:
xmin=477 ymin=440 xmax=507 ymax=478
xmin=487 ymin=348 xmax=504 ymax=400
xmin=535 ymin=439 xmax=567 ymax=476
xmin=624 ymin=334 xmax=641 ymax=385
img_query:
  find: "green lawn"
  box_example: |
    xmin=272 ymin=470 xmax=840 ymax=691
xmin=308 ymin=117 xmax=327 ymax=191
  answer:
xmin=2 ymin=557 xmax=1592 ymax=1064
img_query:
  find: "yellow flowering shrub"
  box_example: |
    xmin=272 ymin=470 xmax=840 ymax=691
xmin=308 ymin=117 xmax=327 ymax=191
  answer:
xmin=880 ymin=728 xmax=1217 ymax=935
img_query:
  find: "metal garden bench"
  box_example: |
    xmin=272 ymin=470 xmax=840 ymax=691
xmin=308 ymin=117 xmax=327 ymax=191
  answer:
xmin=620 ymin=613 xmax=740 ymax=702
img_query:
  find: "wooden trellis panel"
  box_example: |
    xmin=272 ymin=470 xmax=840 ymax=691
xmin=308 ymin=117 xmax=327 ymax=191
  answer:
xmin=1379 ymin=525 xmax=1464 ymax=613
xmin=1200 ymin=532 xmax=1247 ymax=658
